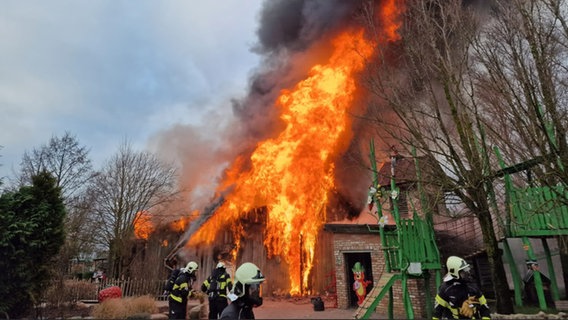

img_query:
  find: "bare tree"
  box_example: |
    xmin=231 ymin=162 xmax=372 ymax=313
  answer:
xmin=19 ymin=131 xmax=93 ymax=200
xmin=472 ymin=0 xmax=568 ymax=302
xmin=17 ymin=132 xmax=96 ymax=276
xmin=361 ymin=0 xmax=514 ymax=313
xmin=88 ymin=141 xmax=178 ymax=278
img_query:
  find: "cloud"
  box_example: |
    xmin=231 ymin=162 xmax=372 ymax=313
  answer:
xmin=0 ymin=0 xmax=263 ymax=180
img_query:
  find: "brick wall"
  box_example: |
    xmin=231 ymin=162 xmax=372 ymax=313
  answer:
xmin=334 ymin=233 xmax=383 ymax=311
xmin=333 ymin=232 xmax=431 ymax=318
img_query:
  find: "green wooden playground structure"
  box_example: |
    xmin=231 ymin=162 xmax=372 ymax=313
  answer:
xmin=354 ymin=141 xmax=442 ymax=319
xmin=495 ymin=148 xmax=567 ymax=311
xmin=355 ymin=142 xmax=568 ymax=319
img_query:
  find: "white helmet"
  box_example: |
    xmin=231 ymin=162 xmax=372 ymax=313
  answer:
xmin=184 ymin=261 xmax=198 ymax=273
xmin=216 ymin=262 xmax=226 ymax=269
xmin=446 ymin=256 xmax=470 ymax=280
xmin=232 ymin=262 xmax=265 ymax=298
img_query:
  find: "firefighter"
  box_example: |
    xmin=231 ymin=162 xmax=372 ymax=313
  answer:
xmin=168 ymin=261 xmax=199 ymax=320
xmin=163 ymin=263 xmax=182 ymax=297
xmin=433 ymin=256 xmax=491 ymax=320
xmin=219 ymin=262 xmax=265 ymax=320
xmin=202 ymin=262 xmax=233 ymax=319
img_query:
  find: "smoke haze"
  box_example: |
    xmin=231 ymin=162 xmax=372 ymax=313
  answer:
xmin=151 ymin=0 xmax=381 ymax=220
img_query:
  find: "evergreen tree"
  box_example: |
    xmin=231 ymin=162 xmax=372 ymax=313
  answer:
xmin=0 ymin=171 xmax=66 ymax=318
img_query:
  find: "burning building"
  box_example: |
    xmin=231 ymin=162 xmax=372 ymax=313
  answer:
xmin=161 ymin=0 xmax=406 ymax=304
xmin=127 ymin=0 xmax=565 ymax=316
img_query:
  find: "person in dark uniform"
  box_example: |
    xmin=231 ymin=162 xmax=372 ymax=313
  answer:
xmin=220 ymin=262 xmax=265 ymax=320
xmin=168 ymin=261 xmax=198 ymax=320
xmin=433 ymin=256 xmax=491 ymax=320
xmin=202 ymin=261 xmax=233 ymax=319
xmin=523 ymin=259 xmax=555 ymax=308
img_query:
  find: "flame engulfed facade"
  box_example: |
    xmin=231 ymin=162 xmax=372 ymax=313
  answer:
xmin=181 ymin=0 xmax=403 ymax=295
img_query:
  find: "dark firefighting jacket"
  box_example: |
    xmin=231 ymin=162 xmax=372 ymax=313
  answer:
xmin=201 ymin=268 xmax=233 ymax=299
xmin=169 ymin=271 xmax=195 ymax=304
xmin=433 ymin=278 xmax=491 ymax=319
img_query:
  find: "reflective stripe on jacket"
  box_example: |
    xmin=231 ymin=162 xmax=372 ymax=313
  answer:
xmin=169 ymin=272 xmax=192 ymax=303
xmin=202 ymin=271 xmax=233 ymax=298
xmin=432 ymin=278 xmax=491 ymax=319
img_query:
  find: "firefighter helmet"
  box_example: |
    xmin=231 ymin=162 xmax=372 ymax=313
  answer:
xmin=232 ymin=262 xmax=265 ymax=298
xmin=446 ymin=256 xmax=470 ymax=279
xmin=184 ymin=261 xmax=198 ymax=273
xmin=216 ymin=262 xmax=226 ymax=269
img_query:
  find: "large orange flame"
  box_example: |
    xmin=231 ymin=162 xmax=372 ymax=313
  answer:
xmin=189 ymin=28 xmax=375 ymax=294
xmin=382 ymin=0 xmax=404 ymax=42
xmin=169 ymin=211 xmax=198 ymax=233
xmin=134 ymin=211 xmax=154 ymax=240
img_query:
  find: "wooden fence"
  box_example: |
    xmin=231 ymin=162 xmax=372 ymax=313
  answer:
xmin=50 ymin=278 xmax=167 ymax=303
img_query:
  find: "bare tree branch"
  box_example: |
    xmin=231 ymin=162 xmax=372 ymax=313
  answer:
xmin=89 ymin=141 xmax=178 ymax=277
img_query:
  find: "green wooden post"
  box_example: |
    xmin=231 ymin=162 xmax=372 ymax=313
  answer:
xmin=370 ymin=139 xmax=395 ymax=320
xmin=494 ymin=147 xmax=512 ymax=235
xmin=389 ymin=156 xmax=401 ymax=228
xmin=411 ymin=147 xmax=440 ymax=319
xmin=402 ymin=274 xmax=414 ymax=319
xmin=389 ymin=152 xmax=415 ymax=319
xmin=541 ymin=105 xmax=564 ymax=302
xmin=502 ymin=239 xmax=523 ymax=306
xmin=522 ymin=237 xmax=548 ymax=310
xmin=494 ymin=147 xmax=525 ymax=306
xmin=370 ymin=139 xmax=390 ymax=273
xmin=541 ymin=238 xmax=559 ymax=301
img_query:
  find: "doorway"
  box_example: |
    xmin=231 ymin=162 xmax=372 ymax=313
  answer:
xmin=345 ymin=252 xmax=374 ymax=308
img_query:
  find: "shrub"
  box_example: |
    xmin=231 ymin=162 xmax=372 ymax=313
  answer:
xmin=91 ymin=296 xmax=157 ymax=319
xmin=44 ymin=280 xmax=98 ymax=305
xmin=91 ymin=297 xmax=125 ymax=319
xmin=0 ymin=173 xmax=66 ymax=318
xmin=124 ymin=295 xmax=157 ymax=315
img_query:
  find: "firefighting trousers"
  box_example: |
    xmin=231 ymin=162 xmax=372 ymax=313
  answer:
xmin=168 ymin=297 xmax=187 ymax=320
xmin=208 ymin=297 xmax=229 ymax=319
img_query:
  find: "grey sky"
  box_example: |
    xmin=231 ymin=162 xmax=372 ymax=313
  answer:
xmin=0 ymin=1 xmax=263 ymax=180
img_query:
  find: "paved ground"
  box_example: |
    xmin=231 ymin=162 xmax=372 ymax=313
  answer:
xmin=253 ymin=298 xmax=385 ymax=319
xmin=157 ymin=297 xmax=386 ymax=319
xmin=118 ymin=298 xmax=568 ymax=319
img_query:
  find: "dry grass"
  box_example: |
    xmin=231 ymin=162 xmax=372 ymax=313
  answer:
xmin=193 ymin=291 xmax=206 ymax=304
xmin=91 ymin=295 xmax=158 ymax=319
xmin=44 ymin=280 xmax=98 ymax=305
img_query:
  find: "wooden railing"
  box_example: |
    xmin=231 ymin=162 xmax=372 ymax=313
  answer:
xmin=509 ymin=185 xmax=568 ymax=236
xmin=382 ymin=218 xmax=441 ymax=272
